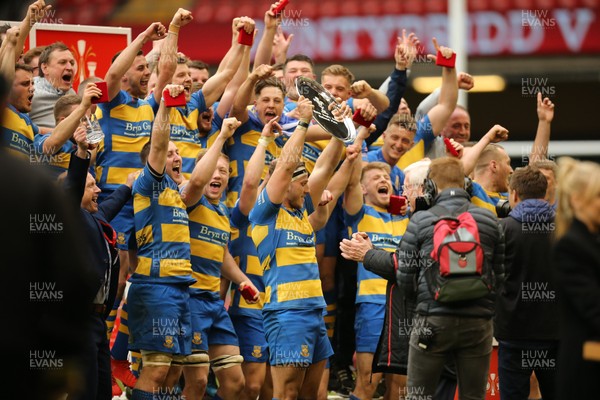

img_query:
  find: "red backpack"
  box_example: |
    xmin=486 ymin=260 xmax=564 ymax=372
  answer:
xmin=426 ymin=204 xmax=492 ymax=302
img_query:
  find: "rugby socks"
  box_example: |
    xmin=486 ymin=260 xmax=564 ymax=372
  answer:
xmin=105 ymin=298 xmax=120 ymax=340
xmin=349 ymin=395 xmax=360 ymax=400
xmin=131 ymin=351 xmax=142 ymax=378
xmin=323 ymin=289 xmax=337 ymax=340
xmin=111 ymin=299 xmax=130 ymax=361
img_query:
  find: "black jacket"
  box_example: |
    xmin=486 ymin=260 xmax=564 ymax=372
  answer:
xmin=364 ymin=254 xmax=414 ymax=375
xmin=553 ymin=218 xmax=600 ymax=398
xmin=65 ymin=152 xmax=131 ymax=319
xmin=495 ymin=199 xmax=559 ymax=341
xmin=365 ymin=188 xmax=505 ymax=318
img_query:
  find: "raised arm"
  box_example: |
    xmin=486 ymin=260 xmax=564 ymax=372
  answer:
xmin=351 ymin=80 xmax=390 ymax=113
xmin=152 ymin=8 xmax=194 ymax=105
xmin=272 ymin=26 xmax=294 ymax=65
xmin=146 ymin=85 xmax=174 ymax=173
xmin=42 ymin=84 xmax=102 ymax=154
xmin=307 ymin=102 xmax=354 ymax=209
xmin=367 ymin=30 xmax=417 ymax=146
xmin=265 ymin=96 xmax=313 ymax=204
xmin=201 ymin=18 xmax=253 ymax=107
xmin=216 ymin=44 xmax=251 ymax=118
xmin=253 ymin=2 xmax=281 ymax=70
xmin=529 ymin=92 xmax=555 ymax=164
xmin=461 ymin=124 xmax=508 ymax=176
xmin=238 ymin=117 xmax=281 ymax=215
xmin=426 ymin=38 xmax=459 ymax=135
xmin=230 ymin=64 xmax=273 ymax=124
xmin=16 ymin=0 xmax=52 ymax=62
xmin=342 ymin=149 xmax=365 ymax=217
xmin=105 ymin=22 xmax=166 ymax=101
xmin=180 ymin=117 xmax=240 ymax=207
xmin=0 ymin=27 xmax=19 ymax=82
xmin=308 ymin=142 xmax=361 ymax=230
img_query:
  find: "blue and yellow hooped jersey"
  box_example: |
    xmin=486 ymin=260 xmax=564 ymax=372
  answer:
xmin=131 ymin=164 xmax=193 ymax=285
xmin=229 ymin=203 xmax=265 ymax=316
xmin=1 ymin=105 xmax=38 ymax=160
xmin=33 ymin=133 xmax=74 ymax=178
xmin=249 ymin=189 xmax=325 ymax=311
xmin=224 ymin=110 xmax=294 ymax=209
xmin=167 ymin=91 xmax=211 ymax=179
xmin=470 ymin=181 xmax=507 ymax=216
xmin=187 ymin=195 xmax=230 ymax=298
xmin=345 ymin=204 xmax=408 ymax=304
xmin=96 ymin=90 xmax=156 ymax=197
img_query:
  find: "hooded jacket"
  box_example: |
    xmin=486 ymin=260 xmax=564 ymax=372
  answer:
xmin=495 ymin=199 xmax=559 ymax=340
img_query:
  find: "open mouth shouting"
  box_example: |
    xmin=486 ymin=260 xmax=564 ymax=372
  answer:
xmin=208 ymin=181 xmax=222 ymax=193
xmin=264 ymin=110 xmax=277 ymax=121
xmin=62 ymin=73 xmax=73 ymax=88
xmin=377 ymin=184 xmax=391 ymax=197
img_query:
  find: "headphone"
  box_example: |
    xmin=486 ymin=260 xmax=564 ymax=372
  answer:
xmin=420 ymin=171 xmax=473 ymax=209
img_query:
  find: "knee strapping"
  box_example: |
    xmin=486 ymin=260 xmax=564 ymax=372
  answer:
xmin=140 ymin=350 xmax=174 ymax=367
xmin=183 ymin=351 xmax=210 ymax=367
xmin=210 ymin=354 xmax=244 ymax=371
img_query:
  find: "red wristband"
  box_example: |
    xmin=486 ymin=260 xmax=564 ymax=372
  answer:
xmin=237 ymin=28 xmax=254 ymax=46
xmin=436 ymin=50 xmax=456 ymax=68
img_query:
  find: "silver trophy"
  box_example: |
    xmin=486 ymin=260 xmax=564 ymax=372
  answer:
xmin=295 ymin=76 xmax=356 ymax=143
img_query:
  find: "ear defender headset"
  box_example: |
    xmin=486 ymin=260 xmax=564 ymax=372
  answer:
xmin=422 ymin=169 xmax=438 ymax=208
xmin=417 ymin=171 xmax=474 ymax=211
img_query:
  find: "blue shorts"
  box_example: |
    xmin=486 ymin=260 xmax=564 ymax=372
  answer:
xmin=189 ymin=295 xmax=239 ymax=352
xmin=354 ymin=302 xmax=385 ymax=353
xmin=111 ymin=201 xmax=136 ymax=251
xmin=230 ymin=314 xmax=268 ymax=363
xmin=263 ymin=308 xmax=333 ymax=367
xmin=127 ymin=282 xmax=191 ymax=355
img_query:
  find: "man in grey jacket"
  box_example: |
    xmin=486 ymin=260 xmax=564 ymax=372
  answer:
xmin=341 ymin=157 xmax=505 ymax=400
xmin=30 ymin=42 xmax=77 ymax=128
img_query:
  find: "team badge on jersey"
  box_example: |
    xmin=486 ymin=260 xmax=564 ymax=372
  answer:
xmin=117 ymin=232 xmax=126 ymax=245
xmin=192 ymin=332 xmax=202 ymax=345
xmin=163 ymin=336 xmax=175 ymax=349
xmin=300 ymin=344 xmax=310 ymax=358
xmin=252 ymin=346 xmax=263 ymax=358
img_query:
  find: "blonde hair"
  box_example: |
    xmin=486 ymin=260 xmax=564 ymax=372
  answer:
xmin=321 ymin=64 xmax=354 ymax=85
xmin=555 ymin=157 xmax=600 ymax=239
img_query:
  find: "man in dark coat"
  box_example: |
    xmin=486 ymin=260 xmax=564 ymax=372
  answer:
xmin=495 ymin=166 xmax=558 ymax=400
xmin=64 ymin=128 xmax=133 ymax=400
